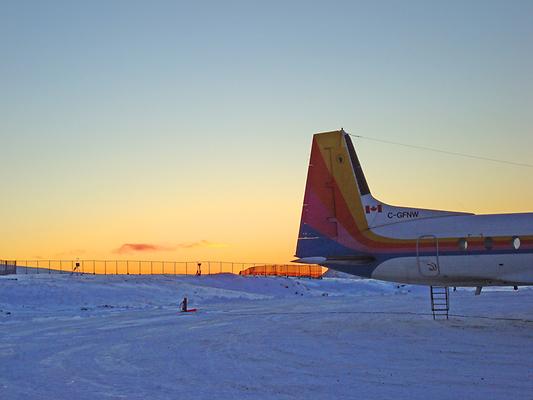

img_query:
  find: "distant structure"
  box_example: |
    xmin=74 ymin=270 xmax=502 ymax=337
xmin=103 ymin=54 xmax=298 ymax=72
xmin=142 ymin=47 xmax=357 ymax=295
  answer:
xmin=239 ymin=264 xmax=324 ymax=279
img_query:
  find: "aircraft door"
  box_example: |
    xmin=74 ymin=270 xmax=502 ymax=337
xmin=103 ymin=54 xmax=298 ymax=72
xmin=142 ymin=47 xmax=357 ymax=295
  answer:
xmin=417 ymin=235 xmax=440 ymax=277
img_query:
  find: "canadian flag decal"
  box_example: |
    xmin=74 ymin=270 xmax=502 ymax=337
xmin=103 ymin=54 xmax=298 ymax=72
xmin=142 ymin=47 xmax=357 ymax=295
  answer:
xmin=365 ymin=204 xmax=383 ymax=214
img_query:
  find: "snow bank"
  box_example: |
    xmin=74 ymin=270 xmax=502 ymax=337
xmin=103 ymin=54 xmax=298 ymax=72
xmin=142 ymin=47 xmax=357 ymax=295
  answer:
xmin=1 ymin=274 xmax=532 ymax=400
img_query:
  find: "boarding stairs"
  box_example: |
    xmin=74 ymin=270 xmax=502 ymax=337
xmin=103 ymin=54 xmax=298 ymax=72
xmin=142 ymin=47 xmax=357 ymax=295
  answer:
xmin=430 ymin=286 xmax=449 ymax=320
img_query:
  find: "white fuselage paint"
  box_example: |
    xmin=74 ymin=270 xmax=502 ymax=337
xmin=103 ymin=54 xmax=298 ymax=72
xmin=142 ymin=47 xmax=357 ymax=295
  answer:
xmin=371 ymin=254 xmax=533 ymax=286
xmin=360 ymin=194 xmax=533 ymax=286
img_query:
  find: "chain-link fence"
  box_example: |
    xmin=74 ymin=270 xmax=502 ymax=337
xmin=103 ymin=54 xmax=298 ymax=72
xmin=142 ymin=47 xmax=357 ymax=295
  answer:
xmin=0 ymin=260 xmax=17 ymax=275
xmin=12 ymin=260 xmax=325 ymax=278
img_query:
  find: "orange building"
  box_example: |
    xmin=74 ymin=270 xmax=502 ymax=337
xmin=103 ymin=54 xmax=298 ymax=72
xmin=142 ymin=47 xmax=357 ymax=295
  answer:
xmin=239 ymin=264 xmax=325 ymax=279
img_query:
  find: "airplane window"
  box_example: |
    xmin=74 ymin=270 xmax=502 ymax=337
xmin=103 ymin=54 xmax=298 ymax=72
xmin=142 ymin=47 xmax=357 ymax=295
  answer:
xmin=512 ymin=236 xmax=521 ymax=250
xmin=458 ymin=238 xmax=468 ymax=251
xmin=484 ymin=237 xmax=493 ymax=250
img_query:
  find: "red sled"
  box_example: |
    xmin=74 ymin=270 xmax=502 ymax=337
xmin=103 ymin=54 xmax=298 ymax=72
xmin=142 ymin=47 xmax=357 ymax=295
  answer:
xmin=180 ymin=308 xmax=197 ymax=313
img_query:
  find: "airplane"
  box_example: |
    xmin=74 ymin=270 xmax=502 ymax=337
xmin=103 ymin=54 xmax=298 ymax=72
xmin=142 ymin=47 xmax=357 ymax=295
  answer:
xmin=293 ymin=129 xmax=533 ymax=316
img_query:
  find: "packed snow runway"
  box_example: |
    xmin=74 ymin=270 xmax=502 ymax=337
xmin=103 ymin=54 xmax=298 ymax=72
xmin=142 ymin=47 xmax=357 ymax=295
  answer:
xmin=1 ymin=274 xmax=532 ymax=399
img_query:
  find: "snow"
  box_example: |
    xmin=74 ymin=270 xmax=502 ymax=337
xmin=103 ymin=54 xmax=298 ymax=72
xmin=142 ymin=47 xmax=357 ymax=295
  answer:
xmin=1 ymin=274 xmax=532 ymax=399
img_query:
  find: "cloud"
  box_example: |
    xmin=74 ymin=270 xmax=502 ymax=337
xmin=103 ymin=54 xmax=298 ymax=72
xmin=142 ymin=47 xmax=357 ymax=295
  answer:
xmin=113 ymin=243 xmax=175 ymax=254
xmin=113 ymin=241 xmax=228 ymax=254
xmin=175 ymin=240 xmax=228 ymax=249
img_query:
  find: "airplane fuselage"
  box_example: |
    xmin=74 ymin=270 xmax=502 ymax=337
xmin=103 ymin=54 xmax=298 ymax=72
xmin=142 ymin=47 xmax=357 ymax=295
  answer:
xmin=295 ymin=130 xmax=533 ymax=288
xmin=365 ymin=212 xmax=533 ymax=286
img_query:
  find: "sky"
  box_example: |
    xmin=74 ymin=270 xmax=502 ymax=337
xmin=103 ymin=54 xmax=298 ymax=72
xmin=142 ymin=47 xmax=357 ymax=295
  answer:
xmin=1 ymin=0 xmax=533 ymax=263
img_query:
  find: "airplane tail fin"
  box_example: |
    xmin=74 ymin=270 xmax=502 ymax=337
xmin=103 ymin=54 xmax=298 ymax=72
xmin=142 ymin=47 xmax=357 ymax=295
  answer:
xmin=295 ymin=130 xmax=373 ymax=260
xmin=295 ymin=130 xmax=469 ymax=262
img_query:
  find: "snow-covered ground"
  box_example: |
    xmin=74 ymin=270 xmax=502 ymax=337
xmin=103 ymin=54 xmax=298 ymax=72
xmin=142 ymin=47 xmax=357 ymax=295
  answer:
xmin=1 ymin=274 xmax=532 ymax=400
